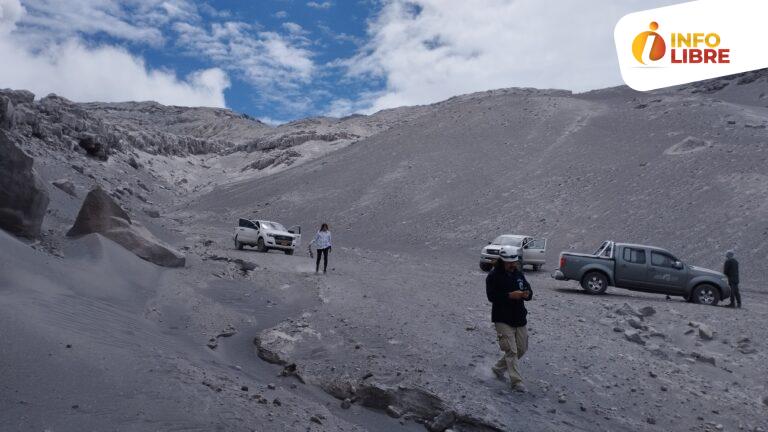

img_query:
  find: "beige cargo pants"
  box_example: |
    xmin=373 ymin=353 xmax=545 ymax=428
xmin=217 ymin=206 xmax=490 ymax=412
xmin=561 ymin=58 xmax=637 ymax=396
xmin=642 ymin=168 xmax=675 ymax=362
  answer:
xmin=493 ymin=323 xmax=529 ymax=385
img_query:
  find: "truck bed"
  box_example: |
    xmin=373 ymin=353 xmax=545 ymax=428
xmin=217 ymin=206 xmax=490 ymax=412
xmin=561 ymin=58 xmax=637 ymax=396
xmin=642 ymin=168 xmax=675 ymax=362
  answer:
xmin=561 ymin=252 xmax=612 ymax=260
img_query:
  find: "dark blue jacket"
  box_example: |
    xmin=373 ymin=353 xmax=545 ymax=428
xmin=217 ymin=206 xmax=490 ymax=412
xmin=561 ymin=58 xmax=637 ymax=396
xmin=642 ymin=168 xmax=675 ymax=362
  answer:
xmin=723 ymin=258 xmax=739 ymax=284
xmin=486 ymin=267 xmax=533 ymax=327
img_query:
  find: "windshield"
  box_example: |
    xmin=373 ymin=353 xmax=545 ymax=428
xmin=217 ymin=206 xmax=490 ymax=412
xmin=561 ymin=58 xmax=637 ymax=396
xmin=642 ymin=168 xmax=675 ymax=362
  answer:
xmin=492 ymin=236 xmax=522 ymax=246
xmin=261 ymin=222 xmax=286 ymax=232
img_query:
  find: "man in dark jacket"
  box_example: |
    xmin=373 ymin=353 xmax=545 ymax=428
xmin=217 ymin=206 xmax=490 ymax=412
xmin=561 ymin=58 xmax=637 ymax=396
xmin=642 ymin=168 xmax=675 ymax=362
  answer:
xmin=486 ymin=245 xmax=533 ymax=391
xmin=724 ymin=250 xmax=741 ymax=308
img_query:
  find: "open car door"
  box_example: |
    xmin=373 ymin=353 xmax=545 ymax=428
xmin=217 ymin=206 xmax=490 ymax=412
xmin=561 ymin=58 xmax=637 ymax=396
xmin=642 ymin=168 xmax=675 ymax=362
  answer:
xmin=522 ymin=238 xmax=547 ymax=267
xmin=288 ymin=225 xmax=302 ymax=245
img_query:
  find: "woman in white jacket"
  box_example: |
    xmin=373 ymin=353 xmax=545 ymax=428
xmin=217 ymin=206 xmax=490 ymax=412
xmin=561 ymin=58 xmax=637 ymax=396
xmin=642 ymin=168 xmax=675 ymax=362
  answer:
xmin=309 ymin=223 xmax=332 ymax=273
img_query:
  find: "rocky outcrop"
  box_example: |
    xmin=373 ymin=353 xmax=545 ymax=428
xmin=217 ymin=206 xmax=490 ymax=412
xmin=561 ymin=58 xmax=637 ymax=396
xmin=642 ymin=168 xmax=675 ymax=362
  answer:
xmin=67 ymin=187 xmax=185 ymax=267
xmin=240 ymin=149 xmax=302 ymax=172
xmin=235 ymin=131 xmax=359 ymax=153
xmin=254 ymin=320 xmax=503 ymax=432
xmin=0 ymin=130 xmax=50 ymax=238
xmin=52 ymin=179 xmax=77 ymax=197
xmin=2 ymin=89 xmax=34 ymax=106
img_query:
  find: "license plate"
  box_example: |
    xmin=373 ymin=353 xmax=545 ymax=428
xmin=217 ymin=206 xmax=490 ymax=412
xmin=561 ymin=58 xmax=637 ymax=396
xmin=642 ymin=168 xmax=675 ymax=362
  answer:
xmin=278 ymin=241 xmax=290 ymax=246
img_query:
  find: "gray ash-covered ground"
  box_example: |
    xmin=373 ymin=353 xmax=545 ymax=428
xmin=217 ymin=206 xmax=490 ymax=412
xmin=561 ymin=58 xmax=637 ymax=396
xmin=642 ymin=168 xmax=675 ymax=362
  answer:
xmin=1 ymin=71 xmax=768 ymax=431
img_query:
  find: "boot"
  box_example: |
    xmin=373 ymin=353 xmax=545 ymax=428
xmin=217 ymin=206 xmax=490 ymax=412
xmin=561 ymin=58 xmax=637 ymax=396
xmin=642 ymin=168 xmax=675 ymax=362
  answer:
xmin=492 ymin=365 xmax=506 ymax=380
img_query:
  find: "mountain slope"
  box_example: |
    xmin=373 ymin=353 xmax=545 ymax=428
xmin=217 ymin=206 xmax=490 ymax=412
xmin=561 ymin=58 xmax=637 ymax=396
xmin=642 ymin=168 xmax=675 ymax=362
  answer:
xmin=194 ymin=81 xmax=768 ymax=284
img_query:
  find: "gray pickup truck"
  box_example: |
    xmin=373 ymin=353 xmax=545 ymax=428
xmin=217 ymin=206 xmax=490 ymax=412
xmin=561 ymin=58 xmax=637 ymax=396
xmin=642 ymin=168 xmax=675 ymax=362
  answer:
xmin=552 ymin=241 xmax=730 ymax=305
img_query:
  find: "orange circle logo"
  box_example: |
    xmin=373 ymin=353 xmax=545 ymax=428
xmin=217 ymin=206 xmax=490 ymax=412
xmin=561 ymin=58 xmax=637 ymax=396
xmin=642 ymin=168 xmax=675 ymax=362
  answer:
xmin=632 ymin=21 xmax=666 ymax=64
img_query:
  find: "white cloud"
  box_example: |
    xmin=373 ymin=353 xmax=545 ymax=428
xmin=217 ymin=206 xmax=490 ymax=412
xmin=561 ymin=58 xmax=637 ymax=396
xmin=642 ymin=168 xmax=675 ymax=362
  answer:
xmin=341 ymin=0 xmax=678 ymax=113
xmin=0 ymin=34 xmax=229 ymax=106
xmin=282 ymin=22 xmax=306 ymax=35
xmin=323 ymin=92 xmax=383 ymax=118
xmin=274 ymin=10 xmax=288 ymax=19
xmin=0 ymin=0 xmax=23 ymax=33
xmin=0 ymin=0 xmax=230 ymax=107
xmin=317 ymin=23 xmax=362 ymax=45
xmin=1 ymin=0 xmax=320 ymax=112
xmin=12 ymin=0 xmax=182 ymax=46
xmin=173 ymin=21 xmax=314 ymax=90
xmin=257 ymin=116 xmax=289 ymax=126
xmin=307 ymin=1 xmax=332 ymax=10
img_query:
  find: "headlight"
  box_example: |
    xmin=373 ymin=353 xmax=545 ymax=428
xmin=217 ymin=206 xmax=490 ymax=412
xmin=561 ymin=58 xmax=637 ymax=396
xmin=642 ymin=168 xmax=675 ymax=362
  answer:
xmin=266 ymin=233 xmax=275 ymax=238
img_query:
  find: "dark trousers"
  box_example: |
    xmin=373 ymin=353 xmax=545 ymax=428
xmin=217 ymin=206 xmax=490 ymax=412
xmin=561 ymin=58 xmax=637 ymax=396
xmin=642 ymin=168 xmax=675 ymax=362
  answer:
xmin=315 ymin=247 xmax=330 ymax=272
xmin=729 ymin=283 xmax=741 ymax=307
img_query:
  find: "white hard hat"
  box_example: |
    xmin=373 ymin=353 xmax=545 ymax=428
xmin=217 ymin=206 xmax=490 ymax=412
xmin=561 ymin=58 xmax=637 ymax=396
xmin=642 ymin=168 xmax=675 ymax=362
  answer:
xmin=498 ymin=245 xmax=522 ymax=262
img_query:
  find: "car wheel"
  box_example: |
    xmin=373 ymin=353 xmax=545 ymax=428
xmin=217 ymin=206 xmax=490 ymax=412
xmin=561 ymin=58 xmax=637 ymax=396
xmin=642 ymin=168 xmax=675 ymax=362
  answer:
xmin=284 ymin=249 xmax=294 ymax=255
xmin=235 ymin=237 xmax=243 ymax=250
xmin=691 ymin=284 xmax=720 ymax=306
xmin=581 ymin=272 xmax=608 ymax=294
xmin=479 ymin=262 xmax=492 ymax=272
xmin=257 ymin=238 xmax=267 ymax=253
xmin=533 ymin=264 xmax=541 ymax=272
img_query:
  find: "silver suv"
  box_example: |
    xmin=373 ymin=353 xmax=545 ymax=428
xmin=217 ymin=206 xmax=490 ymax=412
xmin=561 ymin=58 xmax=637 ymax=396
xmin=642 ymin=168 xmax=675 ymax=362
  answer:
xmin=480 ymin=235 xmax=547 ymax=271
xmin=233 ymin=219 xmax=301 ymax=255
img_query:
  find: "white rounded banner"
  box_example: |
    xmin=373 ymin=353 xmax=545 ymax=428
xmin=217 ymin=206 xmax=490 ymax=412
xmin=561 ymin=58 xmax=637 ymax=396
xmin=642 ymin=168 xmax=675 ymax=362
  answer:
xmin=614 ymin=0 xmax=768 ymax=91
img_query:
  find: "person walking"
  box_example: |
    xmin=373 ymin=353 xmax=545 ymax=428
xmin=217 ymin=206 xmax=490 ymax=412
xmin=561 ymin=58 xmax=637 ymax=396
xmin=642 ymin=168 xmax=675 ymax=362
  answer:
xmin=724 ymin=250 xmax=741 ymax=308
xmin=309 ymin=223 xmax=332 ymax=274
xmin=486 ymin=245 xmax=533 ymax=392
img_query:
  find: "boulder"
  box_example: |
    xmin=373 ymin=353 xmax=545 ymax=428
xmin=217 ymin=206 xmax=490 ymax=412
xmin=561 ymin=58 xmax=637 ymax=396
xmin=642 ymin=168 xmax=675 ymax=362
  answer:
xmin=691 ymin=351 xmax=716 ymax=366
xmin=143 ymin=208 xmax=160 ymax=218
xmin=624 ymin=330 xmax=646 ymax=345
xmin=0 ymin=130 xmax=50 ymax=238
xmin=127 ymin=156 xmax=141 ymax=169
xmin=386 ymin=405 xmax=404 ymax=419
xmin=78 ymin=133 xmax=109 ymax=160
xmin=638 ymin=306 xmax=656 ymax=317
xmin=52 ymin=179 xmax=77 ymax=197
xmin=615 ymin=303 xmax=642 ymax=318
xmin=627 ymin=318 xmax=646 ymax=330
xmin=428 ymin=411 xmax=456 ymax=432
xmin=698 ymin=325 xmax=715 ymax=341
xmin=66 ymin=187 xmax=185 ymax=267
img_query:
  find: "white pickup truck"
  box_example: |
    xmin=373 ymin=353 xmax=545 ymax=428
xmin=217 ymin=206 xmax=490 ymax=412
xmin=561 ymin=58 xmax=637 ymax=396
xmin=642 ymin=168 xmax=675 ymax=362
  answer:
xmin=233 ymin=219 xmax=301 ymax=255
xmin=480 ymin=235 xmax=547 ymax=271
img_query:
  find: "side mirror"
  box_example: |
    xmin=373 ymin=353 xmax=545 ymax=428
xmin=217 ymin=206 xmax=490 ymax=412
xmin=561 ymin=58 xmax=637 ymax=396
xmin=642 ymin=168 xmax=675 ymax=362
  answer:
xmin=487 ymin=241 xmax=492 ymax=245
xmin=673 ymin=261 xmax=683 ymax=270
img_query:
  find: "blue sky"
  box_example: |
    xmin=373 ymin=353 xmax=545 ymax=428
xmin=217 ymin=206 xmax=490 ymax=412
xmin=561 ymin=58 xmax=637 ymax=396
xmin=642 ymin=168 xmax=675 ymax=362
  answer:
xmin=140 ymin=0 xmax=380 ymax=121
xmin=0 ymin=0 xmax=678 ymax=124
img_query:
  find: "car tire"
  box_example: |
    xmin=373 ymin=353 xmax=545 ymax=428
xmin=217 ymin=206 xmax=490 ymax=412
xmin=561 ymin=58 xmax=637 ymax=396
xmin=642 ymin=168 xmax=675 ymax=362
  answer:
xmin=691 ymin=284 xmax=720 ymax=306
xmin=284 ymin=249 xmax=294 ymax=255
xmin=479 ymin=262 xmax=492 ymax=272
xmin=257 ymin=238 xmax=267 ymax=253
xmin=235 ymin=237 xmax=243 ymax=250
xmin=532 ymin=264 xmax=541 ymax=272
xmin=581 ymin=271 xmax=608 ymax=294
